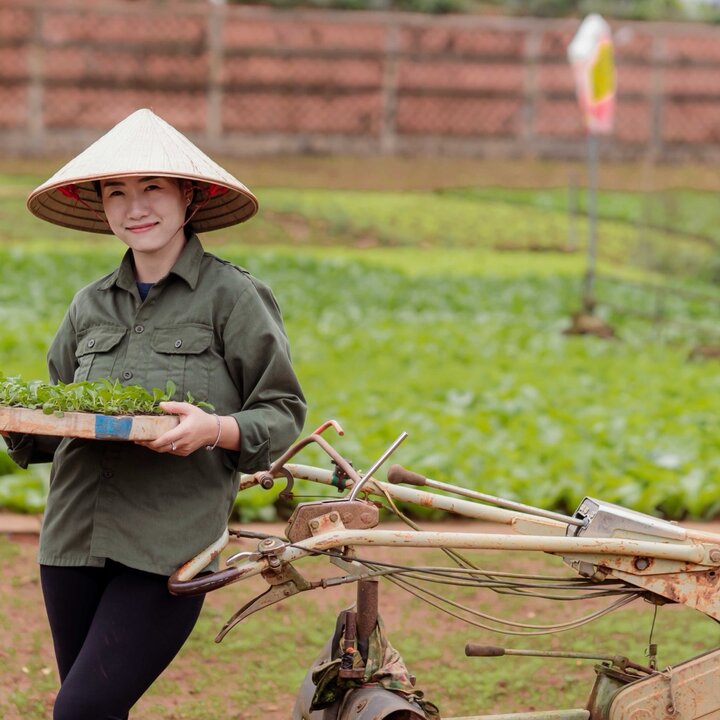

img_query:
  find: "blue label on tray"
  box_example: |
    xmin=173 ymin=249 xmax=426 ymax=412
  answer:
xmin=95 ymin=415 xmax=133 ymax=439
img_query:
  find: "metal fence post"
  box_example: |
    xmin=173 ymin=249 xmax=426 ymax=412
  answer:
xmin=522 ymin=27 xmax=542 ymax=155
xmin=649 ymin=33 xmax=665 ymax=162
xmin=206 ymin=0 xmax=226 ymax=145
xmin=380 ymin=22 xmax=399 ymax=155
xmin=27 ymin=4 xmax=45 ymax=151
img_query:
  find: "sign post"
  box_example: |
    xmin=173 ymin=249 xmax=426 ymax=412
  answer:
xmin=567 ymin=15 xmax=616 ymax=313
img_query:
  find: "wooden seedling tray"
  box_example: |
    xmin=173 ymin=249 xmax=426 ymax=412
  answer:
xmin=0 ymin=406 xmax=179 ymax=441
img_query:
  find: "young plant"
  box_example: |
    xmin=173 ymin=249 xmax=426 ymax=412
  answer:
xmin=0 ymin=374 xmax=213 ymax=416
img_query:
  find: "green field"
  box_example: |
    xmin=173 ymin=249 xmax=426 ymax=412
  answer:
xmin=2 ymin=160 xmax=720 ymax=519
xmin=3 ymin=158 xmax=720 ymax=720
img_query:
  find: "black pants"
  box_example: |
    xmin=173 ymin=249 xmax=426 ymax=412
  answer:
xmin=40 ymin=561 xmax=205 ymax=720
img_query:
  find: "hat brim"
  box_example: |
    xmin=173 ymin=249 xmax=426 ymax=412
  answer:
xmin=27 ymin=173 xmax=258 ymax=235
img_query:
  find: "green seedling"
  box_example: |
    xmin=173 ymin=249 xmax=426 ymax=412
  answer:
xmin=0 ymin=374 xmax=214 ymax=416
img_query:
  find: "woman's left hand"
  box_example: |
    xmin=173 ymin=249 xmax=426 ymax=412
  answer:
xmin=137 ymin=402 xmax=220 ymax=456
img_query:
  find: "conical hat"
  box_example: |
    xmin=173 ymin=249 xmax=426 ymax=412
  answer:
xmin=27 ymin=109 xmax=258 ymax=234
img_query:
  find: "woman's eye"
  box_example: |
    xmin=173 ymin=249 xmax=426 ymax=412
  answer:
xmin=145 ymin=184 xmax=161 ymax=191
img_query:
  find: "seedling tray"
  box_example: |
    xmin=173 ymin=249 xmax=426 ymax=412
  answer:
xmin=0 ymin=406 xmax=179 ymax=441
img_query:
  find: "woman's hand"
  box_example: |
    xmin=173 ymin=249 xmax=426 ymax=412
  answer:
xmin=136 ymin=402 xmax=238 ymax=456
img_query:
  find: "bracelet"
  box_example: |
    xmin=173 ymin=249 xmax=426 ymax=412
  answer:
xmin=205 ymin=414 xmax=221 ymax=451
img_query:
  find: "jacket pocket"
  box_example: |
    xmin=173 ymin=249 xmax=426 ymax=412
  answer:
xmin=148 ymin=324 xmax=213 ymax=401
xmin=74 ymin=326 xmax=127 ymax=382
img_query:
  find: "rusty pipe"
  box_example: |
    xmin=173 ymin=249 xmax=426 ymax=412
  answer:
xmin=356 ymin=578 xmax=379 ymax=663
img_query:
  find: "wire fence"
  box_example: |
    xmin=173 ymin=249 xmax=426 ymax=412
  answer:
xmin=3 ymin=1 xmax=720 ymax=160
xmin=4 ymin=0 xmax=720 ymax=344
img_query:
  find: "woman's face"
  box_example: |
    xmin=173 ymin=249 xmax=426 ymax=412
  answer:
xmin=100 ymin=175 xmax=191 ymax=258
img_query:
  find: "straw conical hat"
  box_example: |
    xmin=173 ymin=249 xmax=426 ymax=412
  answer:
xmin=27 ymin=109 xmax=258 ymax=234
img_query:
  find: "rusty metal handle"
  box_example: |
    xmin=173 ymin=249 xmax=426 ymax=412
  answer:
xmin=242 ymin=420 xmax=362 ymax=493
xmin=387 ymin=464 xmax=427 ymax=486
xmin=465 ymin=644 xmax=505 ymax=657
xmin=168 ymin=566 xmax=244 ymax=597
xmin=464 ymin=645 xmax=646 ymax=669
xmin=168 ymin=529 xmax=264 ymax=597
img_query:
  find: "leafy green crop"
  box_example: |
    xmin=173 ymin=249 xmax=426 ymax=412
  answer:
xmin=4 ymin=174 xmax=720 ymax=520
xmin=0 ymin=375 xmax=213 ymax=416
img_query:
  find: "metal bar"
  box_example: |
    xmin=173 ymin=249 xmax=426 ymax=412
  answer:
xmin=582 ymin=132 xmax=599 ymax=312
xmin=205 ymin=0 xmax=225 ymax=144
xmin=380 ymin=22 xmax=399 ymax=155
xmin=27 ymin=5 xmax=44 ymax=149
xmin=294 ymin=529 xmax=709 ymax=564
xmin=347 ymin=432 xmax=408 ymax=501
xmin=466 ymin=645 xmax=616 ymax=661
xmin=417 ymin=475 xmax=583 ymax=528
xmin=281 ymin=464 xmax=568 ymax=529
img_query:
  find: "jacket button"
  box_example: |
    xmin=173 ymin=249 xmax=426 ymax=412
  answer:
xmin=134 ymin=325 xmax=144 ymax=333
xmin=122 ymin=370 xmax=133 ymax=380
xmin=102 ymin=470 xmax=114 ymax=479
xmin=174 ymin=339 xmax=182 ymax=348
xmin=87 ymin=339 xmax=95 ymax=348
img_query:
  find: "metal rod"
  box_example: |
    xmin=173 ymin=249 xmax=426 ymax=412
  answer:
xmin=420 ymin=475 xmax=584 ymax=528
xmin=466 ymin=644 xmax=617 ymax=661
xmin=582 ymin=132 xmax=599 ymax=313
xmin=347 ymin=432 xmax=408 ymax=501
xmin=297 ymin=530 xmax=707 ymax=564
xmin=282 ymin=465 xmax=572 ymax=529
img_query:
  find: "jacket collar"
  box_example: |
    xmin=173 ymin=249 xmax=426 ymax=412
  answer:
xmin=98 ymin=234 xmax=204 ymax=293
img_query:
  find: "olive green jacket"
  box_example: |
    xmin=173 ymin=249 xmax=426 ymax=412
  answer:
xmin=9 ymin=235 xmax=306 ymax=575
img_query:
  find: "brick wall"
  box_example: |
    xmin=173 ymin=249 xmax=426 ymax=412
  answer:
xmin=2 ymin=0 xmax=720 ymax=160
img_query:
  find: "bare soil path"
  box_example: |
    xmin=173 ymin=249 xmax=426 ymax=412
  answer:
xmin=2 ymin=516 xmax=719 ymax=720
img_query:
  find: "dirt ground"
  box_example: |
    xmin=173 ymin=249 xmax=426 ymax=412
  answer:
xmin=2 ymin=517 xmax=720 ymax=720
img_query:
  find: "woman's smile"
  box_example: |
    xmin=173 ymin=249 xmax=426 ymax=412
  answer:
xmin=126 ymin=222 xmax=160 ymax=233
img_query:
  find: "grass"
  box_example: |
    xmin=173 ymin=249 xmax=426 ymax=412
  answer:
xmin=5 ymin=164 xmax=720 ymax=278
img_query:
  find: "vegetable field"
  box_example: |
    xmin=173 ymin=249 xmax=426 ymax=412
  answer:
xmin=2 ymin=160 xmax=720 ymax=519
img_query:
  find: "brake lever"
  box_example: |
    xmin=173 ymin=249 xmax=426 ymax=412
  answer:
xmin=215 ymin=563 xmax=319 ymax=642
xmin=225 ymin=550 xmax=260 ymax=566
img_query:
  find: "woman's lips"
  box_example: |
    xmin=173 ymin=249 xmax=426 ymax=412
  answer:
xmin=126 ymin=222 xmax=158 ymax=233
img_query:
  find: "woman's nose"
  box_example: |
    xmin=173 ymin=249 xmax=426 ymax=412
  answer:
xmin=127 ymin=192 xmax=149 ymax=217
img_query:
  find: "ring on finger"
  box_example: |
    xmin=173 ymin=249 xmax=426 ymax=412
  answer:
xmin=171 ymin=441 xmax=177 ymax=451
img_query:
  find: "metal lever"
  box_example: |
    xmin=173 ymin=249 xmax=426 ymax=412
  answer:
xmin=215 ymin=564 xmax=317 ymax=642
xmin=464 ymin=645 xmax=654 ymax=674
xmin=387 ymin=464 xmax=584 ymax=528
xmin=347 ymin=432 xmax=408 ymax=501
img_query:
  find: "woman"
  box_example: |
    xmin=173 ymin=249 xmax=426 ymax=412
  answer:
xmin=4 ymin=108 xmax=306 ymax=719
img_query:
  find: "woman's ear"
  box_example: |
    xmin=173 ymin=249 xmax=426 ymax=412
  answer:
xmin=182 ymin=180 xmax=194 ymax=205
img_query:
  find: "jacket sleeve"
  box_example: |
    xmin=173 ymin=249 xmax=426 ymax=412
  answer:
xmin=6 ymin=307 xmax=77 ymax=468
xmin=47 ymin=304 xmax=80 ymax=386
xmin=223 ymin=280 xmax=306 ymax=473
